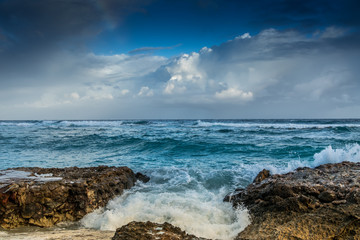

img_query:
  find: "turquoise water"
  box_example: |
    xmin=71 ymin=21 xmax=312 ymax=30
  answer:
xmin=1 ymin=119 xmax=360 ymax=239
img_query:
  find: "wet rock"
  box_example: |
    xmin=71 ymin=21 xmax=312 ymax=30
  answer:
xmin=135 ymin=172 xmax=150 ymax=183
xmin=318 ymin=190 xmax=336 ymax=203
xmin=112 ymin=221 xmax=209 ymax=240
xmin=253 ymin=169 xmax=270 ymax=184
xmin=225 ymin=161 xmax=360 ymax=239
xmin=0 ymin=166 xmax=148 ymax=229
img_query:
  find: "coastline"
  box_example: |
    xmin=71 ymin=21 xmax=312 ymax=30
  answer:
xmin=1 ymin=161 xmax=359 ymax=239
xmin=0 ymin=166 xmax=147 ymax=230
xmin=226 ymin=161 xmax=360 ymax=239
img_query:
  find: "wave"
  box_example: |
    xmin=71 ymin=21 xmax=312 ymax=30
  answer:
xmin=196 ymin=120 xmax=360 ymax=129
xmin=0 ymin=120 xmax=124 ymax=127
xmin=81 ymin=185 xmax=250 ymax=240
xmin=240 ymin=144 xmax=360 ymax=178
xmin=312 ymin=144 xmax=360 ymax=166
xmin=0 ymin=121 xmax=38 ymax=127
xmin=58 ymin=120 xmax=123 ymax=127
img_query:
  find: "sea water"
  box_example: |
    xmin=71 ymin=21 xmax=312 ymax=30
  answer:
xmin=1 ymin=119 xmax=360 ymax=239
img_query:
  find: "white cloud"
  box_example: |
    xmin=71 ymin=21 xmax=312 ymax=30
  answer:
xmin=1 ymin=27 xmax=359 ymax=119
xmin=200 ymin=47 xmax=213 ymax=54
xmin=70 ymin=92 xmax=80 ymax=100
xmin=235 ymin=32 xmax=251 ymax=40
xmin=138 ymin=86 xmax=154 ymax=97
xmin=163 ymin=52 xmax=205 ymax=95
xmin=294 ymin=68 xmax=350 ymax=100
xmin=215 ymin=87 xmax=253 ymax=101
xmin=121 ymin=89 xmax=130 ymax=95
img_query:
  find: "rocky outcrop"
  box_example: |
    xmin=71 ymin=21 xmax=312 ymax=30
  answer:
xmin=0 ymin=166 xmax=148 ymax=229
xmin=112 ymin=221 xmax=208 ymax=240
xmin=225 ymin=161 xmax=360 ymax=240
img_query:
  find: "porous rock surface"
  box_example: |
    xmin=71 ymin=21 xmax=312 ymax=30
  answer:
xmin=0 ymin=166 xmax=147 ymax=229
xmin=112 ymin=221 xmax=208 ymax=240
xmin=225 ymin=161 xmax=360 ymax=240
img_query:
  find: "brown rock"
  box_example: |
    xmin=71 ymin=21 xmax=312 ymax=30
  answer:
xmin=253 ymin=169 xmax=270 ymax=184
xmin=0 ymin=166 xmax=148 ymax=229
xmin=112 ymin=221 xmax=209 ymax=240
xmin=318 ymin=190 xmax=336 ymax=203
xmin=225 ymin=161 xmax=360 ymax=239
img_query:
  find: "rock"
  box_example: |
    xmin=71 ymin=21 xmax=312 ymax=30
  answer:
xmin=253 ymin=169 xmax=270 ymax=184
xmin=112 ymin=221 xmax=209 ymax=240
xmin=225 ymin=161 xmax=360 ymax=240
xmin=135 ymin=172 xmax=150 ymax=183
xmin=0 ymin=166 xmax=148 ymax=229
xmin=318 ymin=190 xmax=336 ymax=203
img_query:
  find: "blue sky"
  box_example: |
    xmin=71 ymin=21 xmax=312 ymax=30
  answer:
xmin=60 ymin=0 xmax=360 ymax=56
xmin=0 ymin=0 xmax=360 ymax=119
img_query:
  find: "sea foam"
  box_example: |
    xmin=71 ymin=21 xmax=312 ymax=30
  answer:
xmin=239 ymin=144 xmax=360 ymax=177
xmin=196 ymin=120 xmax=360 ymax=129
xmin=81 ymin=186 xmax=250 ymax=240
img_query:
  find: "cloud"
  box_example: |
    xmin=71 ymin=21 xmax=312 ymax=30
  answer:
xmin=138 ymin=86 xmax=154 ymax=97
xmin=320 ymin=26 xmax=347 ymax=39
xmin=1 ymin=27 xmax=360 ymax=119
xmin=235 ymin=33 xmax=251 ymax=40
xmin=163 ymin=52 xmax=205 ymax=95
xmin=215 ymin=88 xmax=253 ymax=101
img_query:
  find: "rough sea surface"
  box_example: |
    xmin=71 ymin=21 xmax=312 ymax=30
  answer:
xmin=1 ymin=119 xmax=360 ymax=239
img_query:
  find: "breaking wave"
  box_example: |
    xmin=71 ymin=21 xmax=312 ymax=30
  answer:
xmin=196 ymin=120 xmax=360 ymax=130
xmin=82 ymin=185 xmax=249 ymax=240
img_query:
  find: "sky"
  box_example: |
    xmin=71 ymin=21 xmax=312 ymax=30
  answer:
xmin=0 ymin=0 xmax=360 ymax=119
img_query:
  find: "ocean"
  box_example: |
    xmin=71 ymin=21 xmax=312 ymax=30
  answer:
xmin=1 ymin=119 xmax=360 ymax=239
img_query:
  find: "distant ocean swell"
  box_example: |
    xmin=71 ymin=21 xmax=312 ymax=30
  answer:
xmin=0 ymin=120 xmax=359 ymax=239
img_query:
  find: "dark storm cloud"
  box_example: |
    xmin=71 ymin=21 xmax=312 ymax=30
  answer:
xmin=0 ymin=0 xmax=151 ymax=48
xmin=0 ymin=0 xmax=152 ymax=88
xmin=1 ymin=0 xmax=359 ymax=54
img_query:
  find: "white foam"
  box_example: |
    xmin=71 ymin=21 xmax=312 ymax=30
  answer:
xmin=312 ymin=144 xmax=360 ymax=166
xmin=196 ymin=120 xmax=360 ymax=129
xmin=60 ymin=120 xmax=123 ymax=127
xmin=0 ymin=122 xmax=36 ymax=127
xmin=241 ymin=144 xmax=360 ymax=178
xmin=81 ymin=187 xmax=250 ymax=240
xmin=0 ymin=170 xmax=62 ymax=183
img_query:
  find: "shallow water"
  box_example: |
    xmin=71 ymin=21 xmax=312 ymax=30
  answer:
xmin=1 ymin=119 xmax=360 ymax=239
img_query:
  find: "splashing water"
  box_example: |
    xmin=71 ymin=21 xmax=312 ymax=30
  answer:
xmin=1 ymin=119 xmax=360 ymax=239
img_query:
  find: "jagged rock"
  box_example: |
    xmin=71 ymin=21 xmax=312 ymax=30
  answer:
xmin=225 ymin=161 xmax=360 ymax=240
xmin=112 ymin=221 xmax=209 ymax=240
xmin=253 ymin=169 xmax=270 ymax=184
xmin=0 ymin=166 xmax=148 ymax=229
xmin=135 ymin=172 xmax=150 ymax=183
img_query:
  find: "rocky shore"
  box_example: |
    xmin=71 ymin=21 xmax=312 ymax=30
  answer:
xmin=224 ymin=161 xmax=360 ymax=239
xmin=1 ymin=161 xmax=359 ymax=240
xmin=0 ymin=166 xmax=148 ymax=229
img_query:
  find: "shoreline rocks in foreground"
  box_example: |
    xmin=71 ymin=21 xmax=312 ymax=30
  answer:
xmin=0 ymin=166 xmax=148 ymax=229
xmin=112 ymin=221 xmax=209 ymax=240
xmin=224 ymin=161 xmax=360 ymax=240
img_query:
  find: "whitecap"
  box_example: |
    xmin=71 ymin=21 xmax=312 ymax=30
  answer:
xmin=81 ymin=186 xmax=250 ymax=240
